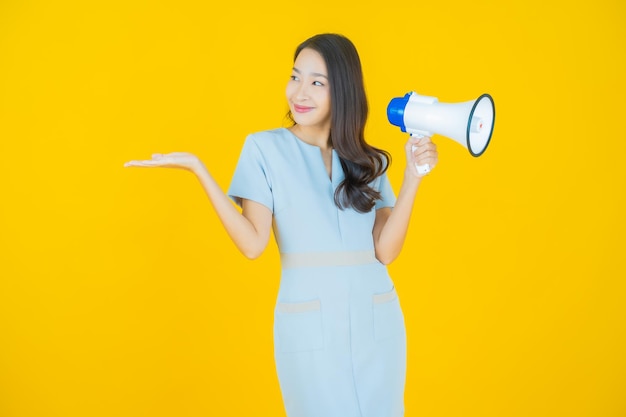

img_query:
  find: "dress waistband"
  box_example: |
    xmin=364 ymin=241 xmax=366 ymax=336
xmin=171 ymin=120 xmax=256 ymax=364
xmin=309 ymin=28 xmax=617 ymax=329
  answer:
xmin=280 ymin=250 xmax=378 ymax=269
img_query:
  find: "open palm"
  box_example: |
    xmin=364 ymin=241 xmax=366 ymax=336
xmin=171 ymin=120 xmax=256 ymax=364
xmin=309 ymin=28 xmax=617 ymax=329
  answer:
xmin=124 ymin=152 xmax=201 ymax=171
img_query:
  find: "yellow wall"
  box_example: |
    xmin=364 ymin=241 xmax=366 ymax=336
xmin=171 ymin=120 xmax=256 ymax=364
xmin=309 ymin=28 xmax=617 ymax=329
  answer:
xmin=1 ymin=1 xmax=624 ymax=416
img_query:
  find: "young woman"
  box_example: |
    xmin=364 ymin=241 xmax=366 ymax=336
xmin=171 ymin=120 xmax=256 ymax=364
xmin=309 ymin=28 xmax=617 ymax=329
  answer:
xmin=125 ymin=33 xmax=438 ymax=417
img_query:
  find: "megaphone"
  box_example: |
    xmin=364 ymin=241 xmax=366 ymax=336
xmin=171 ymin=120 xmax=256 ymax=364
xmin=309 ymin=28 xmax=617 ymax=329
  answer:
xmin=387 ymin=92 xmax=495 ymax=174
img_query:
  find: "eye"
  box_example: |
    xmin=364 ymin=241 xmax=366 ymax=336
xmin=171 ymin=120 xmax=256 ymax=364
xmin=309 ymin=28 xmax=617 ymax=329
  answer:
xmin=313 ymin=80 xmax=324 ymax=86
xmin=290 ymin=75 xmax=299 ymax=81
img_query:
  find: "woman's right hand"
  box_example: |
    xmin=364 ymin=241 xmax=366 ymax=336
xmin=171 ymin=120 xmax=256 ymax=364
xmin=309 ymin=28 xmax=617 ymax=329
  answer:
xmin=124 ymin=152 xmax=202 ymax=172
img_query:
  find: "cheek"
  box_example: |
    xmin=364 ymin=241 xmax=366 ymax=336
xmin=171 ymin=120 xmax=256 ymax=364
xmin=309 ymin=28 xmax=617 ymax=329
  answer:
xmin=317 ymin=91 xmax=331 ymax=109
xmin=285 ymin=83 xmax=296 ymax=99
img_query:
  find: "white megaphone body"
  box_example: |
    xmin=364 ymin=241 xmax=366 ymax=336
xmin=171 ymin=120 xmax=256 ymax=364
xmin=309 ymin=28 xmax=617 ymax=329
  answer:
xmin=387 ymin=92 xmax=495 ymax=174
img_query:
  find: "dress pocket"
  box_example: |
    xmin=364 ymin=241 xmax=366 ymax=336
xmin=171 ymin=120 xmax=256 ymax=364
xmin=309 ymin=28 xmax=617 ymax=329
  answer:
xmin=275 ymin=299 xmax=324 ymax=353
xmin=373 ymin=287 xmax=405 ymax=341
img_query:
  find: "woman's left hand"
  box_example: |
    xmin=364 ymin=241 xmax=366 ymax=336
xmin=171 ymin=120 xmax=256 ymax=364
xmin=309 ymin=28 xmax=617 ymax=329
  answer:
xmin=405 ymin=135 xmax=438 ymax=178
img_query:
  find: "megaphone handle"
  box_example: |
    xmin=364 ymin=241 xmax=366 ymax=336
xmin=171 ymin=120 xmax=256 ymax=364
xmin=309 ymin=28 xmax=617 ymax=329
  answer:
xmin=410 ymin=133 xmax=431 ymax=175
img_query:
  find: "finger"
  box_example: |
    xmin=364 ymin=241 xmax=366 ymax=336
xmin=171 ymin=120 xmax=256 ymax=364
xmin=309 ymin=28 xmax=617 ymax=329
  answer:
xmin=410 ymin=136 xmax=430 ymax=146
xmin=415 ymin=136 xmax=432 ymax=146
xmin=408 ymin=135 xmax=421 ymax=145
xmin=416 ymin=156 xmax=437 ymax=169
xmin=415 ymin=149 xmax=438 ymax=162
xmin=415 ymin=149 xmax=438 ymax=160
xmin=413 ymin=143 xmax=437 ymax=157
xmin=406 ymin=134 xmax=426 ymax=148
xmin=416 ymin=154 xmax=437 ymax=166
xmin=410 ymin=143 xmax=429 ymax=157
xmin=410 ymin=139 xmax=428 ymax=150
xmin=413 ymin=150 xmax=432 ymax=162
xmin=124 ymin=160 xmax=146 ymax=167
xmin=124 ymin=160 xmax=163 ymax=167
xmin=416 ymin=137 xmax=435 ymax=148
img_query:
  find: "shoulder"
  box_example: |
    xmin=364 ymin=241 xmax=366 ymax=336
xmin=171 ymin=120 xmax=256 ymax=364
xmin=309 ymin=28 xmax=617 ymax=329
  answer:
xmin=240 ymin=128 xmax=297 ymax=164
xmin=245 ymin=128 xmax=292 ymax=149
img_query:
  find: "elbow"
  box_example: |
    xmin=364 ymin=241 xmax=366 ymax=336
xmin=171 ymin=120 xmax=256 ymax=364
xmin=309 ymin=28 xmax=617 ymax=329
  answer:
xmin=236 ymin=233 xmax=270 ymax=260
xmin=241 ymin=249 xmax=263 ymax=260
xmin=375 ymin=250 xmax=397 ymax=266
xmin=240 ymin=243 xmax=266 ymax=260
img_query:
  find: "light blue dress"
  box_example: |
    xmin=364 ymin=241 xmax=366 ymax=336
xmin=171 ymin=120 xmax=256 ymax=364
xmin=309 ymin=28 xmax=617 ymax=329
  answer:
xmin=228 ymin=128 xmax=406 ymax=417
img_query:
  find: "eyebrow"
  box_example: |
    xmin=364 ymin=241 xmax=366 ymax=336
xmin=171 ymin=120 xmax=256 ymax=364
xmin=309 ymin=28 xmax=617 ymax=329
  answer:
xmin=292 ymin=67 xmax=328 ymax=79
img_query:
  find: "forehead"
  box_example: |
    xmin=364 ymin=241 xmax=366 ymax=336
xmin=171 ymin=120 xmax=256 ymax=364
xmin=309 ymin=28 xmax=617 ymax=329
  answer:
xmin=293 ymin=48 xmax=327 ymax=74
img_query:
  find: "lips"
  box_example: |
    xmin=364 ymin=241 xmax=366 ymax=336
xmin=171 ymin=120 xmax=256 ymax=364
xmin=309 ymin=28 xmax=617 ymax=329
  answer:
xmin=294 ymin=104 xmax=314 ymax=113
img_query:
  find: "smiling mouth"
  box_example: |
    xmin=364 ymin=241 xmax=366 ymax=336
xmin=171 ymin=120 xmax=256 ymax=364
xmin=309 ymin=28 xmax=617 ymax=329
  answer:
xmin=294 ymin=105 xmax=314 ymax=113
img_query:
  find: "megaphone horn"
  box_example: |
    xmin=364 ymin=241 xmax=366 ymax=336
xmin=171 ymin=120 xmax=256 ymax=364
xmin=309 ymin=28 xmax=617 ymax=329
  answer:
xmin=387 ymin=92 xmax=495 ymax=158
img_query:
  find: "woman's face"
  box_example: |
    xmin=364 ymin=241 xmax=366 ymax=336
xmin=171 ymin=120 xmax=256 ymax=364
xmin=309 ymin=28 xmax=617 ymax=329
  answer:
xmin=286 ymin=48 xmax=331 ymax=131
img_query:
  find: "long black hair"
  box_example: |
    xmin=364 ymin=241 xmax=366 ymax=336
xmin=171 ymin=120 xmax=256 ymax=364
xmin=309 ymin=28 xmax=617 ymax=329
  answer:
xmin=287 ymin=33 xmax=391 ymax=213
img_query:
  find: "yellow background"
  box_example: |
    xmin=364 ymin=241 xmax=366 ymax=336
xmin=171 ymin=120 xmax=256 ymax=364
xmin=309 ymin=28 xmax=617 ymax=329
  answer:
xmin=1 ymin=0 xmax=624 ymax=416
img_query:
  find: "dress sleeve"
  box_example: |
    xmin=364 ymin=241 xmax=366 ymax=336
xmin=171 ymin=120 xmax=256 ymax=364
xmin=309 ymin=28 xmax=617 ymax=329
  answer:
xmin=228 ymin=135 xmax=274 ymax=212
xmin=374 ymin=171 xmax=396 ymax=210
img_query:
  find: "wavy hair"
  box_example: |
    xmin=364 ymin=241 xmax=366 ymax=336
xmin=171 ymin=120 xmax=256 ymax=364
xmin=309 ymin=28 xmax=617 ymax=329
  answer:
xmin=287 ymin=33 xmax=391 ymax=213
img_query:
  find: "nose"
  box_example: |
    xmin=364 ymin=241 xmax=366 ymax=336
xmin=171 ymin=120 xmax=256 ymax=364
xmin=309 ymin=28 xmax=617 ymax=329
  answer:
xmin=295 ymin=82 xmax=309 ymax=101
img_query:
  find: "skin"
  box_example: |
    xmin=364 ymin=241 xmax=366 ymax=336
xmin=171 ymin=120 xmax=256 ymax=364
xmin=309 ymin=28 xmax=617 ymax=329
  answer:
xmin=286 ymin=48 xmax=333 ymax=178
xmin=124 ymin=47 xmax=438 ymax=264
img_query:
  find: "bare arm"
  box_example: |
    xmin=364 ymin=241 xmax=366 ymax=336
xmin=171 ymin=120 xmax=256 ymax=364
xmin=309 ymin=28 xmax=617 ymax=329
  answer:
xmin=125 ymin=152 xmax=273 ymax=259
xmin=373 ymin=136 xmax=438 ymax=265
